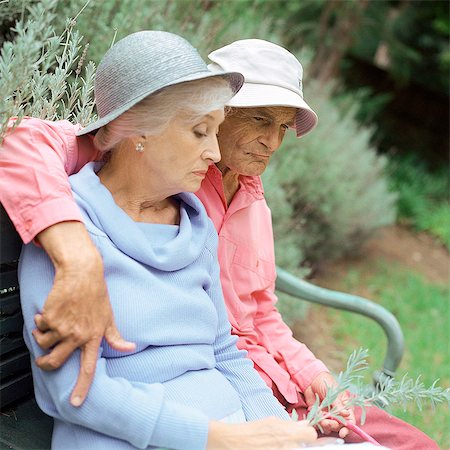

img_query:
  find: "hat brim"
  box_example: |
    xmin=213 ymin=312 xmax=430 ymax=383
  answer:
xmin=76 ymin=71 xmax=244 ymax=136
xmin=225 ymin=82 xmax=318 ymax=137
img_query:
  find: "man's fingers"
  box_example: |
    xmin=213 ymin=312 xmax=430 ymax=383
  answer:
xmin=35 ymin=340 xmax=78 ymax=370
xmin=104 ymin=323 xmax=136 ymax=353
xmin=318 ymin=417 xmax=350 ymax=438
xmin=70 ymin=340 xmax=101 ymax=407
xmin=32 ymin=329 xmax=61 ymax=349
xmin=34 ymin=313 xmax=50 ymax=331
xmin=336 ymin=407 xmax=351 ymax=418
xmin=318 ymin=419 xmax=339 ymax=434
xmin=303 ymin=386 xmax=317 ymax=407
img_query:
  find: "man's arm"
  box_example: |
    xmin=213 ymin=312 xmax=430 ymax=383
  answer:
xmin=0 ymin=118 xmax=87 ymax=242
xmin=254 ymin=286 xmax=355 ymax=436
xmin=254 ymin=284 xmax=329 ymax=391
xmin=0 ymin=118 xmax=134 ymax=405
xmin=204 ymin=227 xmax=289 ymax=421
xmin=35 ymin=222 xmax=135 ymax=405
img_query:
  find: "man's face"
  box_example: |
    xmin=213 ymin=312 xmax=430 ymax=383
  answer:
xmin=216 ymin=106 xmax=297 ymax=176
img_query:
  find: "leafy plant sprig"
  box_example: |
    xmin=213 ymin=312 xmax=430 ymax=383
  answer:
xmin=362 ymin=373 xmax=450 ymax=413
xmin=305 ymin=348 xmax=371 ymax=429
xmin=295 ymin=348 xmax=450 ymax=429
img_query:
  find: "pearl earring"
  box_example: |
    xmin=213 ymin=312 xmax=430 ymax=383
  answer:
xmin=135 ymin=142 xmax=145 ymax=152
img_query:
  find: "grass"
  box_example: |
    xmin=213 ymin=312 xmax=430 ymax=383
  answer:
xmin=328 ymin=263 xmax=449 ymax=448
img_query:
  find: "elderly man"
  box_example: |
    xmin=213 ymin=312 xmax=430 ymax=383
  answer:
xmin=0 ymin=39 xmax=437 ymax=449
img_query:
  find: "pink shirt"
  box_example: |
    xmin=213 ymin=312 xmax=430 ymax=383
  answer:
xmin=0 ymin=118 xmax=328 ymax=403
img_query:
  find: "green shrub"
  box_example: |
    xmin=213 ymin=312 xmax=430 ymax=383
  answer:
xmin=418 ymin=202 xmax=450 ymax=249
xmin=52 ymin=0 xmax=281 ymax=64
xmin=387 ymin=154 xmax=450 ymax=249
xmin=264 ymin=81 xmax=398 ymax=267
xmin=0 ymin=0 xmax=96 ymax=143
xmin=0 ymin=0 xmax=285 ymax=142
xmin=1 ymin=2 xmax=398 ymax=325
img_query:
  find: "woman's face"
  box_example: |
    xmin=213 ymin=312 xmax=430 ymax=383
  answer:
xmin=144 ymin=109 xmax=224 ymax=194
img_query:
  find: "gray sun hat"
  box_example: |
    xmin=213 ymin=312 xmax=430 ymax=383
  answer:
xmin=76 ymin=31 xmax=244 ymax=136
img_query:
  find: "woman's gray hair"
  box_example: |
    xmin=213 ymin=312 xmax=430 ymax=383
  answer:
xmin=94 ymin=77 xmax=233 ymax=151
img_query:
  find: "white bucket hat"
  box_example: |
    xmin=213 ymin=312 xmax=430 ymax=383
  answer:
xmin=76 ymin=31 xmax=244 ymax=136
xmin=208 ymin=39 xmax=318 ymax=137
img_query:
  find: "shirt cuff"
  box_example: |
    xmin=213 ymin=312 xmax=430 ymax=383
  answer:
xmin=291 ymin=360 xmax=330 ymax=393
xmin=15 ymin=197 xmax=84 ymax=244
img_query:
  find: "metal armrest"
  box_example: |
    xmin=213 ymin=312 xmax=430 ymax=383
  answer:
xmin=275 ymin=266 xmax=404 ymax=383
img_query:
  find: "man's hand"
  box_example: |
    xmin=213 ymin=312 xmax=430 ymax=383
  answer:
xmin=304 ymin=372 xmax=355 ymax=438
xmin=35 ymin=222 xmax=136 ymax=406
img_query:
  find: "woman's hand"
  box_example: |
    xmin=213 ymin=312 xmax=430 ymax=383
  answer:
xmin=303 ymin=372 xmax=355 ymax=438
xmin=34 ymin=221 xmax=136 ymax=406
xmin=207 ymin=417 xmax=317 ymax=449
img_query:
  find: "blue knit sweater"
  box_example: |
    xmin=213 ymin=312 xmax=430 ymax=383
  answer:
xmin=19 ymin=163 xmax=288 ymax=450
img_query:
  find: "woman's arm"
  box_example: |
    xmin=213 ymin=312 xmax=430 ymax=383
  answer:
xmin=34 ymin=222 xmax=135 ymax=406
xmin=253 ymin=285 xmax=329 ymax=392
xmin=0 ymin=118 xmax=133 ymax=405
xmin=19 ymin=242 xmax=209 ymax=450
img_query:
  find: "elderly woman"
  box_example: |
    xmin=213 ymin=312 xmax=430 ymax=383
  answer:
xmin=17 ymin=31 xmax=317 ymax=449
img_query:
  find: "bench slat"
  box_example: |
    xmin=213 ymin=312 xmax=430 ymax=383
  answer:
xmin=0 ymin=268 xmax=19 ymax=290
xmin=0 ymin=263 xmax=19 ymax=291
xmin=0 ymin=336 xmax=26 ymax=357
xmin=0 ymin=204 xmax=22 ymax=264
xmin=0 ymin=372 xmax=34 ymax=409
xmin=0 ymin=292 xmax=21 ymax=315
xmin=0 ymin=312 xmax=24 ymax=335
xmin=0 ymin=350 xmax=31 ymax=382
xmin=0 ymin=397 xmax=52 ymax=450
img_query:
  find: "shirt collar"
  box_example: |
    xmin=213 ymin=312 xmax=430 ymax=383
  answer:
xmin=206 ymin=164 xmax=265 ymax=200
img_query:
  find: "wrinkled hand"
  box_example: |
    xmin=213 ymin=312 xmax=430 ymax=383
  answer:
xmin=207 ymin=417 xmax=317 ymax=449
xmin=35 ymin=222 xmax=136 ymax=406
xmin=303 ymin=372 xmax=355 ymax=438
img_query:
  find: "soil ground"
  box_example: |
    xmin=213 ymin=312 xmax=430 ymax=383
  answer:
xmin=291 ymin=224 xmax=450 ymax=372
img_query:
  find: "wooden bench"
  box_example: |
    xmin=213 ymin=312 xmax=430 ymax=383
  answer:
xmin=0 ymin=204 xmax=404 ymax=449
